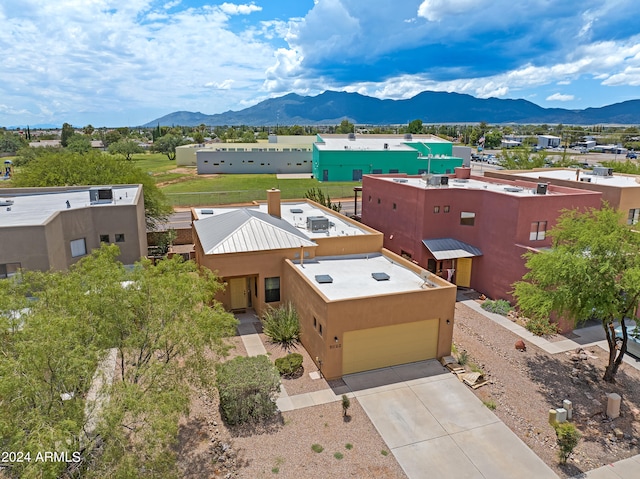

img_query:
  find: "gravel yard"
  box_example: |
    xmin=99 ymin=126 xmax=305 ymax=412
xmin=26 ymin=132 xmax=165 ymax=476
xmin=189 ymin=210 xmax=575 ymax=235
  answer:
xmin=175 ymin=299 xmax=640 ymax=478
xmin=453 ymin=298 xmax=640 ymax=478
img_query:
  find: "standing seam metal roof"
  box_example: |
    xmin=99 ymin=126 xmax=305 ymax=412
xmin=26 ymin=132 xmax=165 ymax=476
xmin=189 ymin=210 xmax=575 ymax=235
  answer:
xmin=194 ymin=209 xmax=316 ymax=254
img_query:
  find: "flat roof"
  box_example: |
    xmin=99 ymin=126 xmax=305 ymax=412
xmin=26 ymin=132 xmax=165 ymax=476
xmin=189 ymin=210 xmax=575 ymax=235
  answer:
xmin=292 ymin=253 xmax=438 ymax=300
xmin=510 ymin=169 xmax=640 ymax=188
xmin=0 ymin=185 xmax=140 ymax=227
xmin=315 ymin=137 xmax=418 ymax=152
xmin=376 ymin=176 xmax=561 ymax=197
xmin=193 ymin=201 xmax=369 ymax=239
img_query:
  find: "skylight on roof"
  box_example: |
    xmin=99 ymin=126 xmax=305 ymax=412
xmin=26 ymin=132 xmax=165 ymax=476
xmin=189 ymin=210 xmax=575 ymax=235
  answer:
xmin=315 ymin=274 xmax=333 ymax=284
xmin=290 ymin=208 xmax=304 ymax=214
xmin=201 ymin=209 xmax=214 ymax=215
xmin=371 ymin=272 xmax=390 ymax=281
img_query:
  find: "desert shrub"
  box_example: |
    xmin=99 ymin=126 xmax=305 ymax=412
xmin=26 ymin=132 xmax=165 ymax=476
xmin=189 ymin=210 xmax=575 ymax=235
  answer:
xmin=457 ymin=350 xmax=469 ymax=365
xmin=262 ymin=302 xmax=300 ymax=350
xmin=554 ymin=422 xmax=581 ymax=464
xmin=215 ymin=355 xmax=281 ymax=425
xmin=482 ymin=399 xmax=497 ymax=410
xmin=275 ymin=353 xmax=303 ymax=376
xmin=526 ymin=316 xmax=559 ymax=336
xmin=333 ymin=452 xmax=344 ymax=460
xmin=481 ymin=299 xmax=512 ymax=316
xmin=342 ymin=394 xmax=351 ymax=416
xmin=311 ymin=444 xmax=324 ymax=453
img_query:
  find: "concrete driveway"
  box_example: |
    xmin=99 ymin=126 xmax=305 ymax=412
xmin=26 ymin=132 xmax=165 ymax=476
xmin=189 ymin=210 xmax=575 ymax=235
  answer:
xmin=343 ymin=360 xmax=558 ymax=479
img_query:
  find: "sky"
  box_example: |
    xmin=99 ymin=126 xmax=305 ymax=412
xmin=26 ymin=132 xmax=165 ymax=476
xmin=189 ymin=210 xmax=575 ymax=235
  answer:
xmin=2 ymin=0 xmax=640 ymax=127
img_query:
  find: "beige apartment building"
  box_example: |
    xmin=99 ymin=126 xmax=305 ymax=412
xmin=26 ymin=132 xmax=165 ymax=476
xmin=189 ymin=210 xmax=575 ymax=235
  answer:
xmin=192 ymin=189 xmax=456 ymax=379
xmin=0 ymin=185 xmax=147 ymax=276
xmin=485 ymin=167 xmax=640 ymax=225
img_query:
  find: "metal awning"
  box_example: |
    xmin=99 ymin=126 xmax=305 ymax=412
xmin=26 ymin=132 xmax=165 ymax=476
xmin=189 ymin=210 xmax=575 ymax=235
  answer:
xmin=422 ymin=238 xmax=483 ymax=260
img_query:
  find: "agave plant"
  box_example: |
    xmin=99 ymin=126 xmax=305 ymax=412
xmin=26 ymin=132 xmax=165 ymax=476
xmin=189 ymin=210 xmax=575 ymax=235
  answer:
xmin=261 ymin=302 xmax=300 ymax=350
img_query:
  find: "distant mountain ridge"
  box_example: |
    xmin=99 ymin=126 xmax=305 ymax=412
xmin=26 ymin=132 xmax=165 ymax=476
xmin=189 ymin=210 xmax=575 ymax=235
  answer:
xmin=144 ymin=90 xmax=640 ymax=127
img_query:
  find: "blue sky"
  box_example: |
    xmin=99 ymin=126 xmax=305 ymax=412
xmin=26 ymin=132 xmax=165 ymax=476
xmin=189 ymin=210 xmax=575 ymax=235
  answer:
xmin=2 ymin=0 xmax=640 ymax=127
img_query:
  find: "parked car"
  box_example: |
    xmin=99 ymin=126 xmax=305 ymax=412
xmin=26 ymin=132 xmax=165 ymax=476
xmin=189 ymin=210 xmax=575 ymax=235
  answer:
xmin=615 ymin=323 xmax=640 ymax=358
xmin=626 ymin=151 xmax=637 ymax=159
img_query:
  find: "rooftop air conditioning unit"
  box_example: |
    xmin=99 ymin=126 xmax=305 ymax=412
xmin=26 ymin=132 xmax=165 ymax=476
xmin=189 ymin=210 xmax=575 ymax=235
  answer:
xmin=536 ymin=183 xmax=548 ymax=195
xmin=89 ymin=187 xmax=114 ymax=205
xmin=403 ymin=133 xmax=413 ymax=141
xmin=347 ymin=132 xmax=356 ymax=140
xmin=593 ymin=166 xmax=613 ymax=176
xmin=307 ymin=216 xmax=329 ymax=232
xmin=580 ymin=177 xmax=592 ymax=183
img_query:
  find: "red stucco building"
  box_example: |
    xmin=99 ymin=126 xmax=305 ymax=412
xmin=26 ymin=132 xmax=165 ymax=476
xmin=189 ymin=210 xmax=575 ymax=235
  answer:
xmin=361 ymin=169 xmax=603 ymax=301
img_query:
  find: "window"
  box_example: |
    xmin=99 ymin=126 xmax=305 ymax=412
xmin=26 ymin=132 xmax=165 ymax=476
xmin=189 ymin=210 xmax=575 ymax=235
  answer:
xmin=0 ymin=262 xmax=21 ymax=279
xmin=393 ymin=203 xmax=397 ymax=210
xmin=115 ymin=234 xmax=125 ymax=243
xmin=401 ymin=250 xmax=412 ymax=260
xmin=443 ymin=205 xmax=450 ymax=213
xmin=99 ymin=234 xmax=110 ymax=243
xmin=265 ymin=277 xmax=280 ymax=303
xmin=389 ymin=169 xmax=399 ymax=173
xmin=530 ymin=221 xmax=547 ymax=241
xmin=70 ymin=238 xmax=87 ymax=258
xmin=460 ymin=212 xmax=475 ymax=226
xmin=319 ymin=323 xmax=323 ymax=336
xmin=377 ymin=198 xmax=381 ymax=204
xmin=368 ymin=195 xmax=372 ymax=202
xmin=433 ymin=206 xmax=440 ymax=213
xmin=313 ymin=317 xmax=317 ymax=328
xmin=628 ymin=208 xmax=640 ymax=225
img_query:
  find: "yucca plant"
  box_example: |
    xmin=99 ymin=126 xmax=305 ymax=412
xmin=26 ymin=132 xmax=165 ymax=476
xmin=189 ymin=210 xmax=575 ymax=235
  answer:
xmin=261 ymin=302 xmax=300 ymax=350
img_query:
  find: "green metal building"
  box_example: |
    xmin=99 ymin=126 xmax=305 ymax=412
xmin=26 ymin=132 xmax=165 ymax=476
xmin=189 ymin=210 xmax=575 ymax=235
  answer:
xmin=312 ymin=134 xmax=463 ymax=182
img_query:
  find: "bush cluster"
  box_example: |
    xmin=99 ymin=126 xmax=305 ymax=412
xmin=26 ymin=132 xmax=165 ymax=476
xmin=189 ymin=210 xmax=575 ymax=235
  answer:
xmin=216 ymin=355 xmax=281 ymax=425
xmin=481 ymin=299 xmax=513 ymax=316
xmin=525 ymin=316 xmax=559 ymax=336
xmin=275 ymin=353 xmax=303 ymax=376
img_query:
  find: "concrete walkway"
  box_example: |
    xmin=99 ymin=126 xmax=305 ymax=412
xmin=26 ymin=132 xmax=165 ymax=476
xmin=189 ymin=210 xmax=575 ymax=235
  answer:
xmin=344 ymin=361 xmax=557 ymax=479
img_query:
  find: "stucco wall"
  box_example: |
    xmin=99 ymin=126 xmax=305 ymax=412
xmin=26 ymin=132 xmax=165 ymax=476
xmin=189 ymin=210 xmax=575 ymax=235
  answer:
xmin=361 ymin=174 xmax=602 ymax=301
xmin=197 ymin=150 xmax=312 ymax=174
xmin=283 ymin=255 xmax=456 ymax=379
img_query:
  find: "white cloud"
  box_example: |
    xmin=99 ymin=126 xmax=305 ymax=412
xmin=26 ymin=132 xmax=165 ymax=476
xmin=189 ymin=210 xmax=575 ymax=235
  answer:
xmin=204 ymin=79 xmax=235 ymax=90
xmin=546 ymin=93 xmax=575 ymax=102
xmin=417 ymin=0 xmax=486 ymax=22
xmin=219 ymin=3 xmax=262 ymax=16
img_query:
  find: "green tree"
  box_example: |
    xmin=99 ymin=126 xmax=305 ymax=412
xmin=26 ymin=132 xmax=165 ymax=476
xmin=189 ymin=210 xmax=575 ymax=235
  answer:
xmin=0 ymin=133 xmax=26 ymax=153
xmin=103 ymin=130 xmax=122 ymax=148
xmin=12 ymin=149 xmax=171 ymax=229
xmin=152 ymin=134 xmax=186 ymax=160
xmin=215 ymin=355 xmax=281 ymax=425
xmin=304 ymin=187 xmax=342 ymax=212
xmin=335 ymin=119 xmax=355 ymax=134
xmin=407 ymin=119 xmax=424 ymax=134
xmin=108 ymin=138 xmax=144 ymax=160
xmin=499 ymin=148 xmax=547 ymax=169
xmin=0 ymin=246 xmax=237 ymax=478
xmin=60 ymin=122 xmax=74 ymax=147
xmin=66 ymin=134 xmax=92 ymax=153
xmin=513 ymin=207 xmax=640 ymax=382
xmin=83 ymin=124 xmax=95 ymax=136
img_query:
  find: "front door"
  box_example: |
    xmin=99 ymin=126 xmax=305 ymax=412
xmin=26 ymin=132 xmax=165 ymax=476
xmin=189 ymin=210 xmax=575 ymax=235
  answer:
xmin=229 ymin=277 xmax=247 ymax=310
xmin=456 ymin=258 xmax=472 ymax=287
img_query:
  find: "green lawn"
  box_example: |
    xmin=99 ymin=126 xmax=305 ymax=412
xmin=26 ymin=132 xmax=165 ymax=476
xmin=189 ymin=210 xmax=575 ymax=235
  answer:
xmin=160 ymin=174 xmax=360 ymax=206
xmin=131 ymin=153 xmax=178 ymax=175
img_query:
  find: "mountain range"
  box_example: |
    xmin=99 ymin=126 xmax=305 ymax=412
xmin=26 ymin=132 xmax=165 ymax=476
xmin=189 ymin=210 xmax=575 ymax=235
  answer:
xmin=144 ymin=90 xmax=640 ymax=127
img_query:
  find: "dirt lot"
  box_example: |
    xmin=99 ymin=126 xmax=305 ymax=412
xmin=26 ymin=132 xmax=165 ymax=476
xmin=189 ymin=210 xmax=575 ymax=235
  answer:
xmin=175 ymin=301 xmax=640 ymax=478
xmin=453 ymin=297 xmax=640 ymax=478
